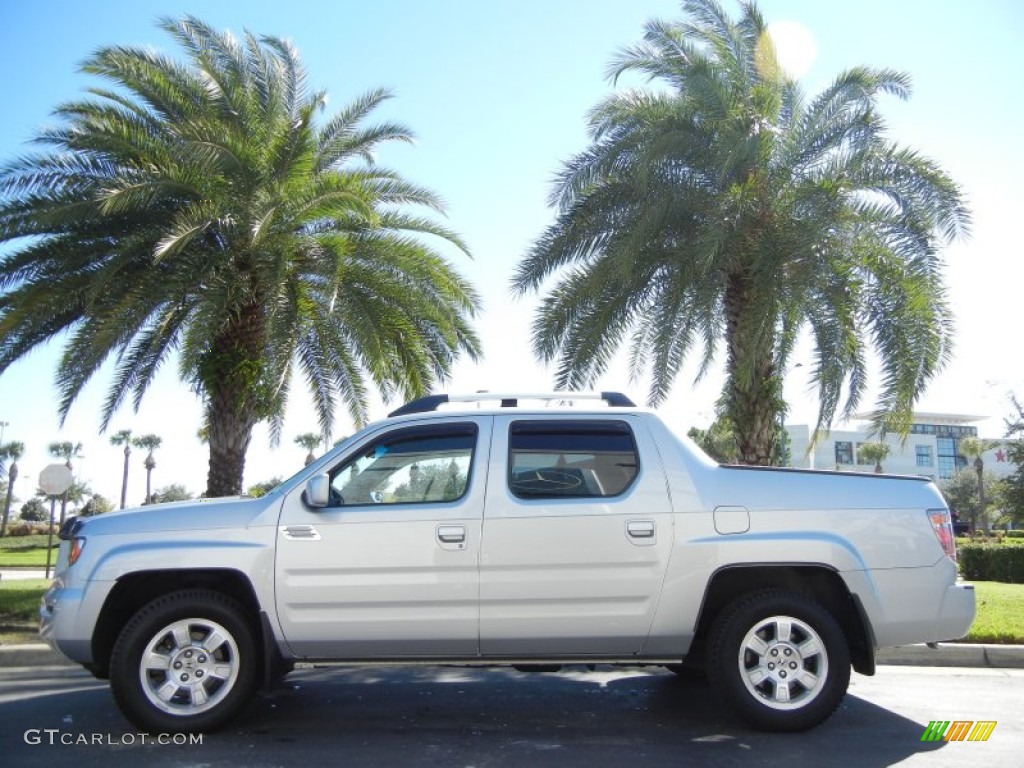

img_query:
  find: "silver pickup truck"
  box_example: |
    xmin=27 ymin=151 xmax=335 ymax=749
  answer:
xmin=41 ymin=391 xmax=975 ymax=734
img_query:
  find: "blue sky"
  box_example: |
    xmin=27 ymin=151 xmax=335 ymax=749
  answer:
xmin=1 ymin=0 xmax=1022 ymax=502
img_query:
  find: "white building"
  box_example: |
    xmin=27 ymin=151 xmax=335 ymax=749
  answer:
xmin=786 ymin=413 xmax=1015 ymax=481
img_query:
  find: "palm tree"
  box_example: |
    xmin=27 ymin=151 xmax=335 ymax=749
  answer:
xmin=48 ymin=441 xmax=83 ymax=525
xmin=294 ymin=432 xmax=323 ymax=465
xmin=959 ymin=436 xmax=995 ymax=534
xmin=857 ymin=442 xmax=890 ymax=474
xmin=110 ymin=429 xmax=133 ymax=509
xmin=513 ymin=0 xmax=968 ymax=465
xmin=132 ymin=434 xmax=162 ymax=504
xmin=0 ymin=16 xmax=480 ymax=497
xmin=0 ymin=441 xmax=25 ymax=537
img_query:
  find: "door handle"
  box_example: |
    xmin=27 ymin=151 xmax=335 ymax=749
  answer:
xmin=627 ymin=520 xmax=655 ymax=539
xmin=437 ymin=525 xmax=466 ymax=544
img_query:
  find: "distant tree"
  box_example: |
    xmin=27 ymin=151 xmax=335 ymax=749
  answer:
xmin=247 ymin=478 xmax=284 ymax=499
xmin=1004 ymin=395 xmax=1024 ymax=527
xmin=1 ymin=440 xmax=25 ymax=536
xmin=79 ymin=494 xmax=114 ymax=517
xmin=20 ymin=497 xmax=48 ymax=523
xmin=857 ymin=442 xmax=891 ymax=474
xmin=152 ymin=484 xmax=193 ymax=504
xmin=48 ymin=441 xmax=83 ymax=525
xmin=960 ymin=436 xmax=997 ymax=534
xmin=110 ymin=429 xmax=133 ymax=509
xmin=294 ymin=433 xmax=323 ymax=466
xmin=940 ymin=469 xmax=1004 ymax=534
xmin=133 ymin=434 xmax=162 ymax=504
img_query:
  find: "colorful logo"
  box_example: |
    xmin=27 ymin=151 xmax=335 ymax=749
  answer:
xmin=920 ymin=720 xmax=997 ymax=742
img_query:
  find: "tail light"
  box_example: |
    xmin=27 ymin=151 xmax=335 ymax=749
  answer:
xmin=928 ymin=508 xmax=957 ymax=563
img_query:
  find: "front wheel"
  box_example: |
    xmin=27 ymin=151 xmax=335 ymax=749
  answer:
xmin=109 ymin=590 xmax=258 ymax=733
xmin=708 ymin=590 xmax=850 ymax=731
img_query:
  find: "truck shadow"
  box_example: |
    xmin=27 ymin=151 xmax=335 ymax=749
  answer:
xmin=241 ymin=665 xmax=945 ymax=766
xmin=0 ymin=665 xmax=947 ymax=767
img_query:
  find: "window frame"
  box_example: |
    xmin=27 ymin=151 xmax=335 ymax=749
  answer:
xmin=327 ymin=422 xmax=478 ymax=508
xmin=506 ymin=419 xmax=640 ymax=501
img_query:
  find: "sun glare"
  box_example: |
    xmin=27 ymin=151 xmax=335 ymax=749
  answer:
xmin=763 ymin=20 xmax=818 ymax=80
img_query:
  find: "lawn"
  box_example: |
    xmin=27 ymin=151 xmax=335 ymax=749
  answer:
xmin=962 ymin=581 xmax=1024 ymax=644
xmin=0 ymin=578 xmax=1020 ymax=647
xmin=0 ymin=534 xmax=57 ymax=568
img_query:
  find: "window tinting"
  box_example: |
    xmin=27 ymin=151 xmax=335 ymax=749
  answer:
xmin=329 ymin=424 xmax=476 ymax=506
xmin=508 ymin=420 xmax=639 ymax=499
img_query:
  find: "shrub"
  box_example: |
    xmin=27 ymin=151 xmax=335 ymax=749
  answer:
xmin=959 ymin=544 xmax=1024 ymax=584
xmin=1006 ymin=530 xmax=1024 ymax=540
xmin=2 ymin=521 xmax=51 ymax=537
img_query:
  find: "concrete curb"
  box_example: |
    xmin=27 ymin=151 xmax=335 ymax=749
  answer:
xmin=0 ymin=644 xmax=74 ymax=668
xmin=1 ymin=642 xmax=1023 ymax=670
xmin=876 ymin=642 xmax=1024 ymax=669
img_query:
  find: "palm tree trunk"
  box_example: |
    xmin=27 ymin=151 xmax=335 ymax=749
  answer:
xmin=206 ymin=397 xmax=255 ymax=497
xmin=202 ymin=299 xmax=263 ymax=497
xmin=0 ymin=462 xmax=17 ymax=537
xmin=724 ymin=269 xmax=779 ymax=466
xmin=120 ymin=445 xmax=130 ymax=509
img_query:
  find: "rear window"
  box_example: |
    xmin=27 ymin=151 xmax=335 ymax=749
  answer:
xmin=508 ymin=420 xmax=639 ymax=499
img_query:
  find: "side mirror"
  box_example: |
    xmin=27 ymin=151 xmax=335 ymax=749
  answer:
xmin=305 ymin=474 xmax=331 ymax=508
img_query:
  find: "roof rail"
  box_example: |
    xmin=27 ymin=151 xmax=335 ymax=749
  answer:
xmin=387 ymin=391 xmax=637 ymax=418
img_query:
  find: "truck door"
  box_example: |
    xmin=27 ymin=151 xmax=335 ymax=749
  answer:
xmin=275 ymin=417 xmax=490 ymax=658
xmin=479 ymin=415 xmax=674 ymax=656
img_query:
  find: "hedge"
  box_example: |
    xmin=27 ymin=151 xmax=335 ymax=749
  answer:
xmin=1006 ymin=530 xmax=1024 ymax=540
xmin=959 ymin=544 xmax=1024 ymax=584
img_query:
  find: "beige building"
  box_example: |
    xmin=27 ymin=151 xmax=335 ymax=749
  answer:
xmin=786 ymin=413 xmax=1015 ymax=481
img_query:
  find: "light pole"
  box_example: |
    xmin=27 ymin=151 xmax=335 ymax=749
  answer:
xmin=0 ymin=421 xmax=8 ymax=444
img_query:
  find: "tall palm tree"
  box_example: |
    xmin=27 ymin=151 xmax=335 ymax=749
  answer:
xmin=0 ymin=441 xmax=25 ymax=537
xmin=132 ymin=434 xmax=162 ymax=504
xmin=959 ymin=436 xmax=995 ymax=534
xmin=0 ymin=16 xmax=480 ymax=497
xmin=110 ymin=429 xmax=132 ymax=509
xmin=294 ymin=432 xmax=323 ymax=465
xmin=48 ymin=441 xmax=83 ymax=525
xmin=514 ymin=0 xmax=968 ymax=464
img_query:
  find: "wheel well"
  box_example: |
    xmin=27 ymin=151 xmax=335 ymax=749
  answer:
xmin=689 ymin=565 xmax=875 ymax=676
xmin=90 ymin=569 xmax=263 ymax=679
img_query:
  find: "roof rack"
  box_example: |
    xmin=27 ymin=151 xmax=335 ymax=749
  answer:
xmin=387 ymin=391 xmax=637 ymax=418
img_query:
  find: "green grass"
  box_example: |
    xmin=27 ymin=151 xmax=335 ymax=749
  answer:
xmin=0 ymin=578 xmax=50 ymax=644
xmin=0 ymin=578 xmax=50 ymax=621
xmin=0 ymin=534 xmax=54 ymax=549
xmin=961 ymin=581 xmax=1024 ymax=644
xmin=0 ymin=534 xmax=57 ymax=567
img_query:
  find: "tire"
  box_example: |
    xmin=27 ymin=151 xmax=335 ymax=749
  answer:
xmin=109 ymin=590 xmax=259 ymax=733
xmin=707 ymin=590 xmax=851 ymax=732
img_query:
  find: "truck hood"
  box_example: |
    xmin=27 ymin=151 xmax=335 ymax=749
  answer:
xmin=73 ymin=495 xmax=275 ymax=536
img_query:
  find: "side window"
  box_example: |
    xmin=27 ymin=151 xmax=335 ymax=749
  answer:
xmin=508 ymin=420 xmax=639 ymax=500
xmin=328 ymin=424 xmax=476 ymax=506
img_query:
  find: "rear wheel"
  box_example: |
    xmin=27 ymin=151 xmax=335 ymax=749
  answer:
xmin=708 ymin=590 xmax=850 ymax=731
xmin=109 ymin=590 xmax=258 ymax=733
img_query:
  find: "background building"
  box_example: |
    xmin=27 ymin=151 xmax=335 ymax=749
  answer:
xmin=786 ymin=413 xmax=1015 ymax=481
